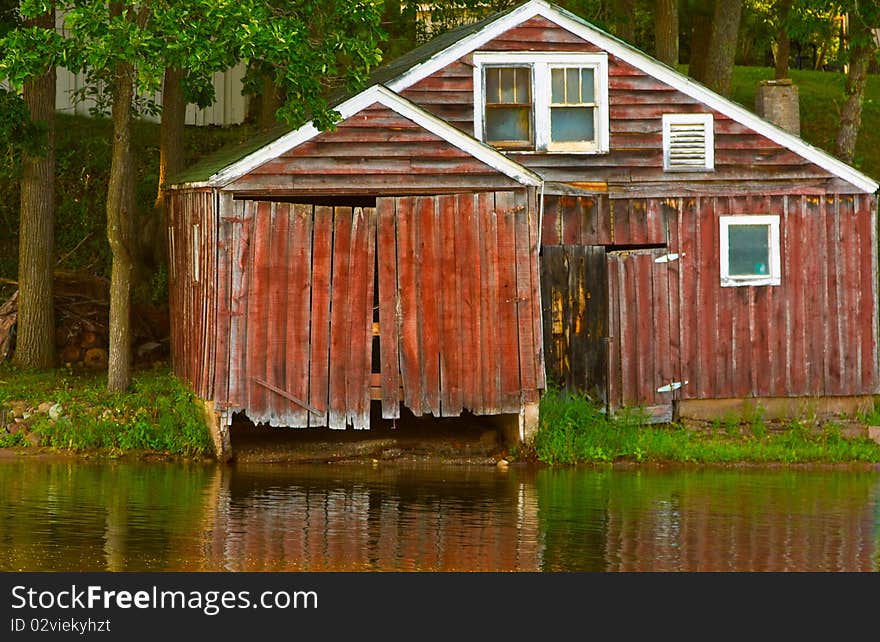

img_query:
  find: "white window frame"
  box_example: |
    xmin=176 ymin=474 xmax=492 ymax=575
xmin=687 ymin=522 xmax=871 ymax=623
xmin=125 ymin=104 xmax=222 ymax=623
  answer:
xmin=662 ymin=113 xmax=714 ymax=171
xmin=719 ymin=215 xmax=781 ymax=287
xmin=473 ymin=51 xmax=609 ymax=154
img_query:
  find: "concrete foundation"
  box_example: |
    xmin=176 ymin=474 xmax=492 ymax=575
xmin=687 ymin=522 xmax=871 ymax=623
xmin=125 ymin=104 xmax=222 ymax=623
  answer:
xmin=202 ymin=400 xmax=233 ymax=463
xmin=490 ymin=402 xmax=541 ymax=448
xmin=677 ymin=395 xmax=875 ymax=422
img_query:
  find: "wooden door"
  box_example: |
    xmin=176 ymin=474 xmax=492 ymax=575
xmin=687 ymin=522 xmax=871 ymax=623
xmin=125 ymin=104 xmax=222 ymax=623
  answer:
xmin=376 ymin=191 xmax=543 ymax=420
xmin=540 ymin=245 xmax=609 ymax=404
xmin=607 ymin=248 xmax=682 ymax=423
xmin=226 ymin=201 xmax=376 ymax=429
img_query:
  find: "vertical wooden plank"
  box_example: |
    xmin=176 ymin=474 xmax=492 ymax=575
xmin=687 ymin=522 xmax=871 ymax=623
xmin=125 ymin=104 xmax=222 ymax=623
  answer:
xmin=838 ymin=195 xmax=859 ymax=393
xmin=857 ymin=194 xmax=878 ymax=392
xmin=541 ymin=194 xmax=561 ymax=246
xmin=328 ymin=206 xmax=353 ymax=429
xmin=246 ymin=200 xmax=271 ymax=422
xmin=308 ymin=205 xmax=333 ymax=427
xmin=397 ymin=196 xmax=424 ymax=416
xmin=805 ymin=195 xmax=825 ymax=395
xmin=675 ymin=198 xmax=695 ymax=400
xmin=350 ymin=207 xmax=376 ymax=430
xmin=479 ymin=191 xmax=501 ymax=414
xmin=266 ymin=202 xmax=290 ymax=424
xmin=213 ymin=193 xmax=233 ymax=408
xmin=766 ymin=197 xmax=787 ymax=396
xmin=652 ymin=254 xmax=671 ymax=408
xmin=377 ymin=197 xmax=401 ymax=419
xmin=853 ymin=194 xmax=880 ymax=394
xmin=540 ymin=246 xmax=566 ymax=390
xmin=345 ymin=207 xmax=367 ymax=428
xmin=787 ymin=196 xmax=807 ymax=395
xmin=697 ymin=197 xmax=717 ymax=398
xmin=635 ymin=253 xmax=654 ymax=405
xmin=714 ymin=198 xmax=733 ymax=398
xmin=457 ymin=193 xmax=481 ymax=413
xmin=664 ymin=200 xmax=683 ymax=404
xmin=285 ymin=203 xmax=313 ymax=427
xmin=514 ymin=190 xmax=537 ymax=404
xmin=825 ymin=196 xmax=843 ymax=395
xmin=439 ymin=194 xmax=463 ymax=416
xmin=227 ymin=199 xmax=251 ymax=408
xmin=495 ymin=191 xmax=521 ymax=412
xmin=417 ymin=195 xmax=441 ymax=416
xmin=529 ymin=187 xmax=546 ymax=391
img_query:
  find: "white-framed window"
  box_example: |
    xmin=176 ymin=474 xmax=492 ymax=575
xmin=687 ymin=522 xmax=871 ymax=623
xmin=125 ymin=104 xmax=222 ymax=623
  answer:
xmin=473 ymin=52 xmax=609 ymax=153
xmin=662 ymin=113 xmax=714 ymax=171
xmin=719 ymin=215 xmax=781 ymax=287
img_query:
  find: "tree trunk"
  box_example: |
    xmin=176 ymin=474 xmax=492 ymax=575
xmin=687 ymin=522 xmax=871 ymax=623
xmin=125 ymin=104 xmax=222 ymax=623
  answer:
xmin=156 ymin=67 xmax=185 ymax=208
xmin=773 ymin=0 xmax=793 ymax=79
xmin=835 ymin=37 xmax=876 ymax=163
xmin=614 ymin=0 xmax=635 ymax=44
xmin=654 ymin=0 xmax=679 ymax=67
xmin=688 ymin=1 xmax=714 ymax=82
xmin=14 ymin=7 xmax=55 ymax=370
xmin=106 ymin=61 xmax=135 ymax=392
xmin=258 ymin=71 xmax=283 ymax=129
xmin=700 ymin=0 xmax=742 ymax=97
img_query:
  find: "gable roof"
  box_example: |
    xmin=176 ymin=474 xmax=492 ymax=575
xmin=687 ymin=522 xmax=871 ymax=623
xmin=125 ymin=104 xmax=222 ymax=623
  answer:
xmin=174 ymin=84 xmax=542 ymax=189
xmin=174 ymin=0 xmax=878 ymax=194
xmin=383 ymin=0 xmax=877 ymax=194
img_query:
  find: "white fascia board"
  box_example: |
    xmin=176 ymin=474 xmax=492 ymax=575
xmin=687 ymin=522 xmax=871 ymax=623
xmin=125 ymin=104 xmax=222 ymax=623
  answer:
xmin=387 ymin=0 xmax=879 ymax=194
xmin=209 ymin=84 xmax=541 ymax=188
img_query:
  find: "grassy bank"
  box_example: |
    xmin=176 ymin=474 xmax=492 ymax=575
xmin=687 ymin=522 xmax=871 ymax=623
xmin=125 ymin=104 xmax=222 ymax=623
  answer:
xmin=529 ymin=388 xmax=880 ymax=465
xmin=0 ymin=364 xmax=212 ymax=458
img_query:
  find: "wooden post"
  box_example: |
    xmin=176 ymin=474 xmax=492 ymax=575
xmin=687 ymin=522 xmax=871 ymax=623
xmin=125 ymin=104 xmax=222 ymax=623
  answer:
xmin=202 ymin=399 xmax=233 ymax=463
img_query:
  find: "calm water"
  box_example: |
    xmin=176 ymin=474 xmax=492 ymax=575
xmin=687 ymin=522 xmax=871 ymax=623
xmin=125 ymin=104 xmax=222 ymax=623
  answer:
xmin=1 ymin=459 xmax=879 ymax=572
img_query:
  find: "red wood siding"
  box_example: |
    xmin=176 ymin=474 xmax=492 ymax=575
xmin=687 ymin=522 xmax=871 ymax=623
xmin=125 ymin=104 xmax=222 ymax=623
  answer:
xmin=380 ymin=191 xmax=544 ymax=418
xmin=541 ymin=194 xmax=667 ymax=246
xmin=400 ymin=15 xmax=837 ymax=189
xmin=167 ymin=189 xmax=217 ymax=400
xmin=218 ymin=200 xmax=376 ymax=428
xmin=226 ymin=104 xmax=522 ymax=196
xmin=213 ymin=190 xmax=543 ymax=427
xmin=605 ymin=193 xmax=879 ymax=407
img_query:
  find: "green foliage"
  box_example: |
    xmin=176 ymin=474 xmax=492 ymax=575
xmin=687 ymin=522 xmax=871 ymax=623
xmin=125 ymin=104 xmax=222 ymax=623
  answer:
xmin=533 ymin=388 xmax=880 ymax=465
xmin=0 ymin=363 xmax=212 ymax=456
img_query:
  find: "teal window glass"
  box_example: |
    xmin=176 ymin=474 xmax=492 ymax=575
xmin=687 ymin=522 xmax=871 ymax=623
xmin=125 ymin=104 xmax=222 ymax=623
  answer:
xmin=550 ymin=107 xmax=595 ymax=142
xmin=728 ymin=225 xmax=770 ymax=276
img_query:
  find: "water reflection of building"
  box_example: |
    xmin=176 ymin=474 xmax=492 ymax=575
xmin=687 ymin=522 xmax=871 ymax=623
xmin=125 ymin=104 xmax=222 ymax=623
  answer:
xmin=198 ymin=466 xmax=543 ymax=572
xmin=599 ymin=471 xmax=879 ymax=572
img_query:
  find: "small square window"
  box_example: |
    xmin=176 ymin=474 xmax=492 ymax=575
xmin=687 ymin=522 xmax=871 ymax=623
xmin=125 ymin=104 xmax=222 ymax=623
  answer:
xmin=719 ymin=215 xmax=780 ymax=287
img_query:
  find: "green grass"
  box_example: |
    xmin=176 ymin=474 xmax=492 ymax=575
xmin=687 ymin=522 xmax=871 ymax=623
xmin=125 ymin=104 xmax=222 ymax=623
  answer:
xmin=529 ymin=388 xmax=880 ymax=465
xmin=0 ymin=364 xmax=212 ymax=457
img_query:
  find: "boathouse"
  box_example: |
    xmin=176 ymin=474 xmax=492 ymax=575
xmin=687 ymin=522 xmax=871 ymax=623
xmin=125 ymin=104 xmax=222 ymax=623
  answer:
xmin=166 ymin=0 xmax=880 ymax=457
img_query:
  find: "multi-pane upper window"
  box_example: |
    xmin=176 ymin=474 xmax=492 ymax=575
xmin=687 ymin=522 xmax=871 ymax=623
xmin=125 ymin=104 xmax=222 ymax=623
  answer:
xmin=474 ymin=52 xmax=609 ymax=153
xmin=484 ymin=66 xmax=533 ymax=148
xmin=549 ymin=66 xmax=596 ymax=149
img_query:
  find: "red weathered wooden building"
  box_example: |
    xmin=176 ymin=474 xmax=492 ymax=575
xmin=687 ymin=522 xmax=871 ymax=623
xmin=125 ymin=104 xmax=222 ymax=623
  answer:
xmin=167 ymin=0 xmax=880 ymax=456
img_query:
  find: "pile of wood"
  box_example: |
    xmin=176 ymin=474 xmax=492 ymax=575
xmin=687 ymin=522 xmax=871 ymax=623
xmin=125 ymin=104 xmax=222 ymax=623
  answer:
xmin=0 ymin=271 xmax=169 ymax=368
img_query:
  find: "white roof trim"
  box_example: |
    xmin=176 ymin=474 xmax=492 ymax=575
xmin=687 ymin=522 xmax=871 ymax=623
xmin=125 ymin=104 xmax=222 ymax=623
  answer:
xmin=209 ymin=84 xmax=542 ymax=188
xmin=387 ymin=0 xmax=878 ymax=194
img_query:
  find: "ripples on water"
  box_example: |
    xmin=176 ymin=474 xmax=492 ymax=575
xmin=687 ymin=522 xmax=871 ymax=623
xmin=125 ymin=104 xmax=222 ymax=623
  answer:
xmin=1 ymin=460 xmax=878 ymax=571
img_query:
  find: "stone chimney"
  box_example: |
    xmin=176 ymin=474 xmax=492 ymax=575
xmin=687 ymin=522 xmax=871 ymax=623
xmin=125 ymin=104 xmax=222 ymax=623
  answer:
xmin=755 ymin=78 xmax=800 ymax=136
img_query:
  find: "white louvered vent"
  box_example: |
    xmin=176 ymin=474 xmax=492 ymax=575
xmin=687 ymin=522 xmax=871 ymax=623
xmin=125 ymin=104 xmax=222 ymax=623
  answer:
xmin=662 ymin=113 xmax=714 ymax=171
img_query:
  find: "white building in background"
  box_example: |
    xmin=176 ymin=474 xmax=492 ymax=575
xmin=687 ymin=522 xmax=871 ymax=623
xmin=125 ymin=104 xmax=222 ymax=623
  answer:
xmin=53 ymin=63 xmax=250 ymax=127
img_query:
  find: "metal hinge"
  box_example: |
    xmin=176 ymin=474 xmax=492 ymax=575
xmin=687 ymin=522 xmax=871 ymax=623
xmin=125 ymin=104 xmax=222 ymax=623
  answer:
xmin=655 ymin=252 xmax=684 ymax=263
xmin=657 ymin=380 xmax=687 ymax=393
